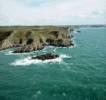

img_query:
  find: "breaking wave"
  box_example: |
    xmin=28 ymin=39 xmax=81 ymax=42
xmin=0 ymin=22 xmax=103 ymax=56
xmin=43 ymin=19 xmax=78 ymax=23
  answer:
xmin=10 ymin=54 xmax=71 ymax=66
xmin=60 ymin=54 xmax=71 ymax=58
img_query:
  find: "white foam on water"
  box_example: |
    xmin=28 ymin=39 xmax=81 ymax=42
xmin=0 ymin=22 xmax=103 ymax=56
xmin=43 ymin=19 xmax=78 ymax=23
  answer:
xmin=5 ymin=51 xmax=30 ymax=56
xmin=0 ymin=49 xmax=12 ymax=54
xmin=5 ymin=50 xmax=37 ymax=56
xmin=5 ymin=50 xmax=14 ymax=55
xmin=0 ymin=49 xmax=15 ymax=55
xmin=10 ymin=56 xmax=63 ymax=66
xmin=73 ymin=30 xmax=78 ymax=34
xmin=60 ymin=54 xmax=71 ymax=58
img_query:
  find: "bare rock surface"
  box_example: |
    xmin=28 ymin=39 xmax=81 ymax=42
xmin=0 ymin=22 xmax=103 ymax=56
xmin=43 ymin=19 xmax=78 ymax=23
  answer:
xmin=0 ymin=26 xmax=74 ymax=53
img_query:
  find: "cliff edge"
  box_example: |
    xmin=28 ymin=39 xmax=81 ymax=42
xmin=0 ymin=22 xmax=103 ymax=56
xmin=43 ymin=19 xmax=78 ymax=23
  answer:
xmin=0 ymin=26 xmax=74 ymax=53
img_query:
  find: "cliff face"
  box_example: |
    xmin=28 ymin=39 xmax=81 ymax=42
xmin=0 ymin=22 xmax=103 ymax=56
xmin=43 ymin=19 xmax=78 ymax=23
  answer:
xmin=0 ymin=26 xmax=73 ymax=53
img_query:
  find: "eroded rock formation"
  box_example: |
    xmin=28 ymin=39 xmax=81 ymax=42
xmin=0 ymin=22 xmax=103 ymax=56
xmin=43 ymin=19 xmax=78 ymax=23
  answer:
xmin=0 ymin=26 xmax=74 ymax=53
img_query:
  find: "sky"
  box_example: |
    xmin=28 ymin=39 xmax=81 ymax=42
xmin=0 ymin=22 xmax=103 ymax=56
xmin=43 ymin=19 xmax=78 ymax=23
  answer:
xmin=0 ymin=0 xmax=106 ymax=25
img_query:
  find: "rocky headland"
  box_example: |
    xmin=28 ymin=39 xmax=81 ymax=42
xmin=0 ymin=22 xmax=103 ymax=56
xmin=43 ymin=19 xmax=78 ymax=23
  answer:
xmin=0 ymin=26 xmax=74 ymax=53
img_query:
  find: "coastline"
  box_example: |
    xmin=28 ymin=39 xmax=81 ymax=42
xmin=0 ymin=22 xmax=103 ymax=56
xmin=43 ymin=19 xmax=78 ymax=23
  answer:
xmin=0 ymin=26 xmax=74 ymax=53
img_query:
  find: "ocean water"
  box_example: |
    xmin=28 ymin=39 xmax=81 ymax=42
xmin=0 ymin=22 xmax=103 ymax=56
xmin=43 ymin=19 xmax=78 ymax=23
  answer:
xmin=0 ymin=27 xmax=106 ymax=100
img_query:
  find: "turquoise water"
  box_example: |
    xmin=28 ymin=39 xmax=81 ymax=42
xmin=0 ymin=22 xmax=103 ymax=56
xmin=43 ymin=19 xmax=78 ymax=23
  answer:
xmin=0 ymin=28 xmax=106 ymax=100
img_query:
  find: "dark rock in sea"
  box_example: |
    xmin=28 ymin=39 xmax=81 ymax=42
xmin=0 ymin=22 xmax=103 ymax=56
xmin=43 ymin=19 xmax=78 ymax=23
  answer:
xmin=13 ymin=46 xmax=44 ymax=53
xmin=32 ymin=53 xmax=59 ymax=60
xmin=77 ymin=30 xmax=80 ymax=33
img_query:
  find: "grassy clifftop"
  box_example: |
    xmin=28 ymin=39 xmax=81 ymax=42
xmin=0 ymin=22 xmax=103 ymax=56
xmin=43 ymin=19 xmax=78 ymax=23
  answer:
xmin=0 ymin=26 xmax=73 ymax=53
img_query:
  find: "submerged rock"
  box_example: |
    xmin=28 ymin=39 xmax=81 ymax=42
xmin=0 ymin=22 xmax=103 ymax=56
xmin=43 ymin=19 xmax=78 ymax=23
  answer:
xmin=32 ymin=53 xmax=59 ymax=60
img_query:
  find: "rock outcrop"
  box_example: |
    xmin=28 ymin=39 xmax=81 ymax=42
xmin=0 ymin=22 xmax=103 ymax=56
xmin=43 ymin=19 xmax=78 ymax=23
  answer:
xmin=32 ymin=53 xmax=59 ymax=60
xmin=0 ymin=26 xmax=74 ymax=53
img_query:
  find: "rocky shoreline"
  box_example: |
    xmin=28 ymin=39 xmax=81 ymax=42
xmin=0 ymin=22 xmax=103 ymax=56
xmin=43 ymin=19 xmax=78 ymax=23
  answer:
xmin=0 ymin=26 xmax=74 ymax=53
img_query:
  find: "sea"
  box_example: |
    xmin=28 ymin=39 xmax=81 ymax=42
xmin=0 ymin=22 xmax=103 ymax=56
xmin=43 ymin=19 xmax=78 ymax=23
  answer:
xmin=0 ymin=27 xmax=106 ymax=100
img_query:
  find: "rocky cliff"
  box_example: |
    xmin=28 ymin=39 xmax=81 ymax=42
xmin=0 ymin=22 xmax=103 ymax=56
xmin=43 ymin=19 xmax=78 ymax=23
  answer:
xmin=0 ymin=26 xmax=74 ymax=53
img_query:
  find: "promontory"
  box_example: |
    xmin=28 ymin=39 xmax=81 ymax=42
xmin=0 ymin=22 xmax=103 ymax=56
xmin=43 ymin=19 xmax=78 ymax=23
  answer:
xmin=0 ymin=26 xmax=74 ymax=53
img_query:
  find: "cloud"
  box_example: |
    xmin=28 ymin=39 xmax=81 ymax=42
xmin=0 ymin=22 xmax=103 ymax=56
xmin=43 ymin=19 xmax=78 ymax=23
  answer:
xmin=0 ymin=0 xmax=106 ymax=25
